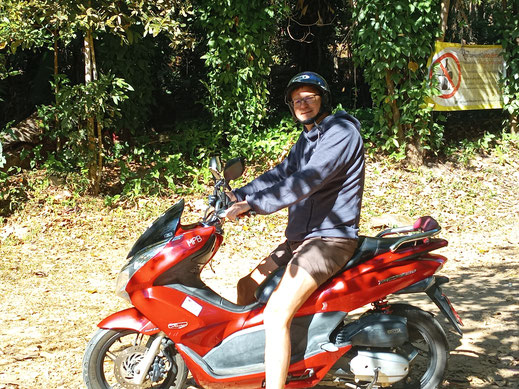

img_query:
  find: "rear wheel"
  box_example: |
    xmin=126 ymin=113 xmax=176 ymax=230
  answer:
xmin=83 ymin=329 xmax=188 ymax=389
xmin=391 ymin=304 xmax=449 ymax=389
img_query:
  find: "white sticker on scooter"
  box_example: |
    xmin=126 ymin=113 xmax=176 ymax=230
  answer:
xmin=181 ymin=296 xmax=202 ymax=316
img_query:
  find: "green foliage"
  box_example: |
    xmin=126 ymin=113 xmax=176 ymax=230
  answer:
xmin=102 ymin=118 xmax=216 ymax=201
xmin=2 ymin=0 xmax=516 ymax=201
xmin=447 ymin=131 xmax=497 ymax=164
xmin=352 ymin=0 xmax=444 ymax=156
xmin=496 ymin=4 xmax=519 ymax=128
xmin=0 ymin=54 xmax=21 ymax=83
xmin=113 ymin=143 xmax=189 ymax=198
xmin=0 ymin=0 xmax=77 ymax=52
xmin=97 ymin=34 xmax=155 ymax=134
xmin=102 ymin=115 xmax=300 ymax=203
xmin=445 ymin=0 xmax=503 ymax=44
xmin=0 ymin=167 xmax=29 ymax=216
xmin=37 ymin=74 xmax=133 ymax=172
xmin=196 ymin=0 xmax=285 ymax=155
xmin=0 ymin=0 xmax=194 ymax=64
xmin=244 ymin=116 xmax=299 ymax=167
xmin=0 ymin=141 xmax=5 ymax=168
xmin=69 ymin=0 xmax=194 ymax=48
xmin=445 ymin=129 xmax=519 ymax=165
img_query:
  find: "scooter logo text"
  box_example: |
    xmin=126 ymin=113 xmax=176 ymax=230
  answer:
xmin=187 ymin=235 xmax=203 ymax=247
xmin=168 ymin=321 xmax=189 ymax=330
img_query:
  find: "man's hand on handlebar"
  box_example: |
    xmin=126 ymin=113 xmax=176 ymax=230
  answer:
xmin=225 ymin=200 xmax=251 ymax=221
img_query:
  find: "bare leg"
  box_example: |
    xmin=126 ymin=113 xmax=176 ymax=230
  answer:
xmin=236 ymin=256 xmax=279 ymax=305
xmin=263 ymin=263 xmax=319 ymax=389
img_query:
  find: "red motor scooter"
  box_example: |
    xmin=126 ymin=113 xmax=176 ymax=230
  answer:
xmin=83 ymin=157 xmax=463 ymax=389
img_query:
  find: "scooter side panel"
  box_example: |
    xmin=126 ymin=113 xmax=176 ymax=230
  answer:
xmin=131 ymin=286 xmax=250 ymax=356
xmin=299 ymin=252 xmax=446 ymax=315
xmin=200 ymin=312 xmax=346 ymax=376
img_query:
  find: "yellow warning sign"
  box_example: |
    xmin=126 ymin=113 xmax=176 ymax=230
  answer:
xmin=426 ymin=41 xmax=505 ymax=111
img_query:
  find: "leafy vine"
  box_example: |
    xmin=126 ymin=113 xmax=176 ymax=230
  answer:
xmin=352 ymin=0 xmax=444 ymax=158
xmin=196 ymin=0 xmax=286 ymax=154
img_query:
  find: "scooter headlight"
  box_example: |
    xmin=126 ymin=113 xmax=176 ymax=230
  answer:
xmin=115 ymin=268 xmax=131 ymax=302
xmin=115 ymin=239 xmax=170 ymax=302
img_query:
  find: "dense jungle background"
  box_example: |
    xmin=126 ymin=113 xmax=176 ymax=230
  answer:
xmin=0 ymin=1 xmax=518 ymax=388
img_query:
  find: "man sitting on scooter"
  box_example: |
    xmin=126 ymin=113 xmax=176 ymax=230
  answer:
xmin=225 ymin=71 xmax=365 ymax=389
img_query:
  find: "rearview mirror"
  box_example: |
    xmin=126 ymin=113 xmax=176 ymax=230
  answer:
xmin=224 ymin=157 xmax=245 ymax=182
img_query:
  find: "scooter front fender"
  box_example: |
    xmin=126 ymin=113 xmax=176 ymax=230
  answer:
xmin=98 ymin=307 xmax=160 ymax=335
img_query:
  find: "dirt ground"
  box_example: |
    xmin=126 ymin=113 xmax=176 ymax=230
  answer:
xmin=0 ymin=150 xmax=518 ymax=388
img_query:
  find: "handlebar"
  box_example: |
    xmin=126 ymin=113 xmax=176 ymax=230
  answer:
xmin=204 ymin=191 xmax=255 ymax=223
xmin=203 ymin=178 xmax=255 ymax=223
xmin=203 ymin=155 xmax=250 ymax=224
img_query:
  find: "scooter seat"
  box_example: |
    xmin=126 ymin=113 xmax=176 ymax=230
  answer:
xmin=339 ymin=235 xmax=401 ymax=271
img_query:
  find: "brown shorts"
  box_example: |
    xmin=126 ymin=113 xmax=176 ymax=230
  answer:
xmin=269 ymin=237 xmax=358 ymax=286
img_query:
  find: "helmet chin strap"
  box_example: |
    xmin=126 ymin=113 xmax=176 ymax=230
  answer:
xmin=300 ymin=116 xmax=318 ymax=125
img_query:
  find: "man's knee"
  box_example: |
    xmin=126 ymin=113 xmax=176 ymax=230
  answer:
xmin=263 ymin=264 xmax=319 ymax=329
xmin=263 ymin=294 xmax=292 ymax=329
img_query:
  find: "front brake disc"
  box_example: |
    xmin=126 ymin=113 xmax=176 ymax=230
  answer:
xmin=114 ymin=345 xmax=148 ymax=389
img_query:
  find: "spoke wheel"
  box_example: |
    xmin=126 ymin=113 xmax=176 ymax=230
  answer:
xmin=83 ymin=329 xmax=188 ymax=389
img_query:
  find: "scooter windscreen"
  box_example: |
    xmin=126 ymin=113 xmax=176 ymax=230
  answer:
xmin=127 ymin=199 xmax=184 ymax=258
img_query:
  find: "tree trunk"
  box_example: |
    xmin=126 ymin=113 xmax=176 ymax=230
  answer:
xmin=440 ymin=0 xmax=450 ymax=42
xmin=53 ymin=31 xmax=59 ymax=95
xmin=385 ymin=69 xmax=404 ymax=146
xmin=52 ymin=30 xmax=61 ymax=149
xmin=89 ymin=30 xmax=103 ymax=194
xmin=84 ymin=27 xmax=101 ymax=195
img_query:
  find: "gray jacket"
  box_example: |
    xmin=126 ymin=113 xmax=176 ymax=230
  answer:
xmin=234 ymin=111 xmax=365 ymax=241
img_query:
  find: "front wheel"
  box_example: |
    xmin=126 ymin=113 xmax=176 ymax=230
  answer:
xmin=83 ymin=329 xmax=188 ymax=389
xmin=391 ymin=304 xmax=449 ymax=389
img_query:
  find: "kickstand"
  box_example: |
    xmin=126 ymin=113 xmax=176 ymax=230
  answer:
xmin=366 ymin=367 xmax=379 ymax=389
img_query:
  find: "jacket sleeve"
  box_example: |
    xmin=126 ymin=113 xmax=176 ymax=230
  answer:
xmin=245 ymin=123 xmax=363 ymax=215
xmin=233 ymin=139 xmax=299 ymax=201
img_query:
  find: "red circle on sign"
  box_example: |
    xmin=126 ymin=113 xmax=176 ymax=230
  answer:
xmin=429 ymin=52 xmax=462 ymax=99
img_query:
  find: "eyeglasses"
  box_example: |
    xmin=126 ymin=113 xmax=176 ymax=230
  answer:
xmin=290 ymin=94 xmax=320 ymax=108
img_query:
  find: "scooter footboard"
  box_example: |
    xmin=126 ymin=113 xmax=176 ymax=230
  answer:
xmin=98 ymin=307 xmax=160 ymax=335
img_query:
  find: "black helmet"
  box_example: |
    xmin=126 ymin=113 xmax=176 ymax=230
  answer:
xmin=285 ymin=71 xmax=332 ymax=124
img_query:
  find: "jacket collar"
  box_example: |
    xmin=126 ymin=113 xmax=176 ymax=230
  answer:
xmin=303 ymin=113 xmax=334 ymax=141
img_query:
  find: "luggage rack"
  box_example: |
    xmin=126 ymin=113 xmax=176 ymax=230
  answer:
xmin=375 ymin=216 xmax=442 ymax=253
